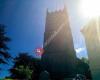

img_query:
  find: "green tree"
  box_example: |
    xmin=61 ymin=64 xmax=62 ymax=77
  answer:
xmin=10 ymin=53 xmax=41 ymax=80
xmin=12 ymin=65 xmax=32 ymax=80
xmin=81 ymin=57 xmax=89 ymax=64
xmin=76 ymin=58 xmax=92 ymax=79
xmin=0 ymin=24 xmax=11 ymax=64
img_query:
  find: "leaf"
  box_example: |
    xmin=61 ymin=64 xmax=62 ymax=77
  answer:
xmin=0 ymin=58 xmax=6 ymax=64
xmin=0 ymin=51 xmax=11 ymax=58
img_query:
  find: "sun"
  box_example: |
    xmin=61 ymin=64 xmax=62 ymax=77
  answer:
xmin=79 ymin=0 xmax=100 ymax=19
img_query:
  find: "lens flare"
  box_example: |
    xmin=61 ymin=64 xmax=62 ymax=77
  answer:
xmin=79 ymin=0 xmax=100 ymax=18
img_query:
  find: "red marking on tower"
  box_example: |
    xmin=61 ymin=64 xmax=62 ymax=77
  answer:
xmin=35 ymin=47 xmax=44 ymax=56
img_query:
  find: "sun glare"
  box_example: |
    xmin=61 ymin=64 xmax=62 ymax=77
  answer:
xmin=79 ymin=0 xmax=100 ymax=19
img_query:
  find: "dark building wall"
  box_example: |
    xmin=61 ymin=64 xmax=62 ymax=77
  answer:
xmin=42 ymin=7 xmax=77 ymax=79
xmin=44 ymin=7 xmax=75 ymax=54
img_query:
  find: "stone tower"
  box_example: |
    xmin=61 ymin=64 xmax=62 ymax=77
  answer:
xmin=81 ymin=18 xmax=100 ymax=80
xmin=42 ymin=7 xmax=77 ymax=79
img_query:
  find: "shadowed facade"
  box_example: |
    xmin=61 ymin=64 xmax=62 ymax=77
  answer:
xmin=41 ymin=7 xmax=77 ymax=79
xmin=81 ymin=18 xmax=100 ymax=80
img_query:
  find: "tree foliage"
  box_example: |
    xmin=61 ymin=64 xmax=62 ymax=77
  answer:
xmin=11 ymin=65 xmax=32 ymax=80
xmin=81 ymin=57 xmax=89 ymax=64
xmin=0 ymin=24 xmax=11 ymax=64
xmin=76 ymin=58 xmax=92 ymax=79
xmin=9 ymin=53 xmax=42 ymax=80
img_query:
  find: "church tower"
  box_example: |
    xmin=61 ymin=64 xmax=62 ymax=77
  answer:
xmin=42 ymin=7 xmax=77 ymax=79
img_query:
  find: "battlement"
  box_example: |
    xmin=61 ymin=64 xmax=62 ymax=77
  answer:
xmin=45 ymin=6 xmax=69 ymax=33
xmin=47 ymin=8 xmax=65 ymax=14
xmin=46 ymin=6 xmax=67 ymax=18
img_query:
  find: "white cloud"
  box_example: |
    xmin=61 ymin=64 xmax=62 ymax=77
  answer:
xmin=75 ymin=47 xmax=85 ymax=53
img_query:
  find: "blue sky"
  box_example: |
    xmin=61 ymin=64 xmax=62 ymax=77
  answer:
xmin=0 ymin=0 xmax=89 ymax=78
